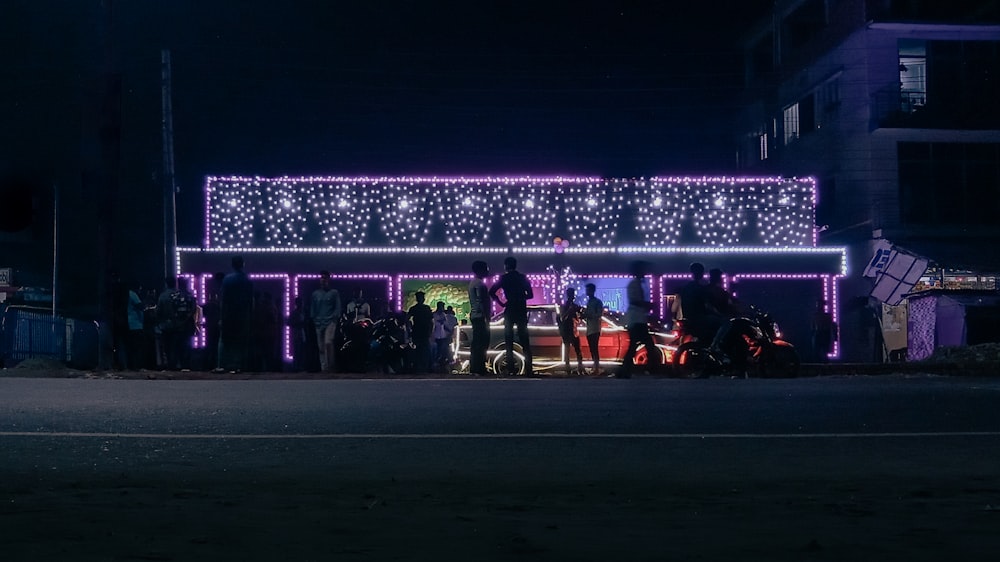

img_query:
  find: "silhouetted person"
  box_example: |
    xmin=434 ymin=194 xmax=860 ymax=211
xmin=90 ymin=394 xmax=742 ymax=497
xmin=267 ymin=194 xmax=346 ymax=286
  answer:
xmin=201 ymin=287 xmax=222 ymax=371
xmin=811 ymin=299 xmax=837 ymax=363
xmin=705 ymin=267 xmax=739 ymax=352
xmin=678 ymin=262 xmax=714 ymax=340
xmin=559 ymin=287 xmax=585 ymax=375
xmin=310 ymin=270 xmax=342 ymax=373
xmin=583 ymin=283 xmax=604 ymax=376
xmin=345 ymin=287 xmax=370 ymax=322
xmin=123 ymin=280 xmax=145 ymax=371
xmin=619 ymin=260 xmax=658 ymax=378
xmin=156 ymin=276 xmax=195 ymax=371
xmin=217 ymin=255 xmax=254 ymax=373
xmin=468 ymin=260 xmax=491 ymax=375
xmin=489 ymin=256 xmax=533 ymax=375
xmin=432 ymin=300 xmax=455 ymax=371
xmin=407 ymin=291 xmax=433 ymax=372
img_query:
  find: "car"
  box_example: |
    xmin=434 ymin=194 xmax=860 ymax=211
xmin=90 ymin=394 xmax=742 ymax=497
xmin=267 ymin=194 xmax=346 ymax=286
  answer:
xmin=453 ymin=304 xmax=676 ymax=375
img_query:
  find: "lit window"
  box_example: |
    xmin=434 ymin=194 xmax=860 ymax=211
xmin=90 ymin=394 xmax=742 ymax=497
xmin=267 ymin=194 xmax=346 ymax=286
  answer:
xmin=898 ymin=39 xmax=926 ymax=113
xmin=783 ymin=103 xmax=800 ymax=145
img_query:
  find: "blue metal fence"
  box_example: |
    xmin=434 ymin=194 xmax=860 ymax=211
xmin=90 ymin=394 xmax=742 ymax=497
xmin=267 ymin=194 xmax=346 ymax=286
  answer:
xmin=0 ymin=306 xmax=99 ymax=369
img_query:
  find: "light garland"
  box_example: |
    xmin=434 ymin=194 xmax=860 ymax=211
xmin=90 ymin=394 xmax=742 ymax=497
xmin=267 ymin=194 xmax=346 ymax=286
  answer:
xmin=204 ymin=176 xmax=818 ymax=249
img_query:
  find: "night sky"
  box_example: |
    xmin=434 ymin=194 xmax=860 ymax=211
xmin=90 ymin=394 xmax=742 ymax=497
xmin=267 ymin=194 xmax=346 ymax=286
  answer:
xmin=1 ymin=0 xmax=773 ymax=300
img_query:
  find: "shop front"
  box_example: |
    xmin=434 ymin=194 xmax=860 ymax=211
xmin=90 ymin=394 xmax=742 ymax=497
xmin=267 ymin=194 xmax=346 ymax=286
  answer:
xmin=177 ymin=176 xmax=847 ymax=363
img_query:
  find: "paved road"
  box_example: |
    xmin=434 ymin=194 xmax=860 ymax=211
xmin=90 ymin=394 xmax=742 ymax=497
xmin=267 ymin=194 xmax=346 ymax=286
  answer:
xmin=2 ymin=375 xmax=1000 ymax=560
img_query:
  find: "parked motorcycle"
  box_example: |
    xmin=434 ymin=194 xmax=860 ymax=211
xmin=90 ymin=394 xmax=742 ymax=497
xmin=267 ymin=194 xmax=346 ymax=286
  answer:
xmin=672 ymin=305 xmax=800 ymax=379
xmin=367 ymin=314 xmax=413 ymax=374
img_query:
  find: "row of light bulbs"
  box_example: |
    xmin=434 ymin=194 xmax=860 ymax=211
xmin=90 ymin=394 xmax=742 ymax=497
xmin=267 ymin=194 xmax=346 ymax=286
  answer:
xmin=206 ymin=177 xmax=817 ymax=248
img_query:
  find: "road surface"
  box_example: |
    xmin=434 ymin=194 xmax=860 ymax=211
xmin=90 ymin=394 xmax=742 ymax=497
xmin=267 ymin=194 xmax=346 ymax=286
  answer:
xmin=2 ymin=374 xmax=999 ymax=560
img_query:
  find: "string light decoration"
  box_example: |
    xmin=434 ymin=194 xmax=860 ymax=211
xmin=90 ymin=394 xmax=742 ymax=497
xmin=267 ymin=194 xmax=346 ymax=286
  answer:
xmin=499 ymin=180 xmax=563 ymax=247
xmin=261 ymin=178 xmax=307 ymax=247
xmin=633 ymin=179 xmax=685 ymax=246
xmin=563 ymin=179 xmax=623 ymax=246
xmin=690 ymin=178 xmax=749 ymax=246
xmin=208 ymin=177 xmax=260 ymax=247
xmin=204 ymin=176 xmax=818 ymax=249
xmin=757 ymin=179 xmax=815 ymax=246
xmin=305 ymin=180 xmax=371 ymax=246
xmin=432 ymin=180 xmax=495 ymax=246
xmin=376 ymin=181 xmax=433 ymax=246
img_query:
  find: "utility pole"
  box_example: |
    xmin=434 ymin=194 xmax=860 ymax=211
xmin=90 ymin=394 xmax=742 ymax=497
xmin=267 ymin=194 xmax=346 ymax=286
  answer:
xmin=52 ymin=183 xmax=58 ymax=317
xmin=96 ymin=0 xmax=122 ymax=370
xmin=161 ymin=49 xmax=178 ymax=279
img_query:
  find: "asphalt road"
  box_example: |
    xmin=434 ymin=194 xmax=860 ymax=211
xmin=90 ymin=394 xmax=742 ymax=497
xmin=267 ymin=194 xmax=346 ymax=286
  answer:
xmin=2 ymin=374 xmax=1000 ymax=561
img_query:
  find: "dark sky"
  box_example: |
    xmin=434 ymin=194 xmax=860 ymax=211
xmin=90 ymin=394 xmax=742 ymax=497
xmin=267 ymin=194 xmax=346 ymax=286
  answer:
xmin=2 ymin=0 xmax=773 ymax=248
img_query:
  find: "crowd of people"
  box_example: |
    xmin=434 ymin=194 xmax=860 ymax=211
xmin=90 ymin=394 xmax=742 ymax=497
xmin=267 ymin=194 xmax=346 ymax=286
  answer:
xmin=107 ymin=254 xmax=835 ymax=375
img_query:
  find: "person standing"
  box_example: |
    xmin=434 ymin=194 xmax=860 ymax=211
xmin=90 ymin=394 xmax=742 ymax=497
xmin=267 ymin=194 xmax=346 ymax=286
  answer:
xmin=217 ymin=255 xmax=254 ymax=374
xmin=407 ymin=291 xmax=433 ymax=372
xmin=468 ymin=260 xmax=491 ymax=376
xmin=124 ymin=281 xmax=145 ymax=371
xmin=155 ymin=276 xmax=195 ymax=371
xmin=558 ymin=287 xmax=585 ymax=376
xmin=201 ymin=288 xmax=222 ymax=372
xmin=583 ymin=283 xmax=604 ymax=376
xmin=810 ymin=299 xmax=837 ymax=363
xmin=619 ymin=260 xmax=659 ymax=378
xmin=345 ymin=288 xmax=371 ymax=322
xmin=678 ymin=262 xmax=713 ymax=341
xmin=431 ymin=301 xmax=452 ymax=371
xmin=154 ymin=277 xmax=178 ymax=370
xmin=489 ymin=256 xmax=533 ymax=376
xmin=705 ymin=267 xmax=739 ymax=353
xmin=174 ymin=277 xmax=197 ymax=371
xmin=310 ymin=270 xmax=342 ymax=373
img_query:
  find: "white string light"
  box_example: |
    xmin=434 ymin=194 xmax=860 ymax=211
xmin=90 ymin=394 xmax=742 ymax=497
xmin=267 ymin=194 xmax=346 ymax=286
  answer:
xmin=205 ymin=176 xmax=818 ymax=248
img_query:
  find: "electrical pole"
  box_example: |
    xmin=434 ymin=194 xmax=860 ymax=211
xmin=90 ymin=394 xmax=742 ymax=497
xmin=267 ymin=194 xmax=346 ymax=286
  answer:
xmin=161 ymin=49 xmax=178 ymax=279
xmin=96 ymin=0 xmax=122 ymax=370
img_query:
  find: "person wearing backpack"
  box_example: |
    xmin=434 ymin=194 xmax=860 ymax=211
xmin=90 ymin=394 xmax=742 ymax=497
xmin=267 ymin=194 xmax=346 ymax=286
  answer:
xmin=156 ymin=276 xmax=196 ymax=371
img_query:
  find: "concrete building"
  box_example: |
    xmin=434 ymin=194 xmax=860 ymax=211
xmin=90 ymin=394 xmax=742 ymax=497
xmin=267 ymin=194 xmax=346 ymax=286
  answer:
xmin=735 ymin=0 xmax=1000 ymax=361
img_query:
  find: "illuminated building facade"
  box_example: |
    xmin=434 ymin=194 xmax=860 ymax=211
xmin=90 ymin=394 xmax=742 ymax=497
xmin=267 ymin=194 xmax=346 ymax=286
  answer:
xmin=177 ymin=176 xmax=847 ymax=362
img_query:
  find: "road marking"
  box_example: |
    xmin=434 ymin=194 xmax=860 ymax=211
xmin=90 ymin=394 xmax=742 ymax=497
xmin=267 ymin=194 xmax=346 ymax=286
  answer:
xmin=1 ymin=431 xmax=1000 ymax=440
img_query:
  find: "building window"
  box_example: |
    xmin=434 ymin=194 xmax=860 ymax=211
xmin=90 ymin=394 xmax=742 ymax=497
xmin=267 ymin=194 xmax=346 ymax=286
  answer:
xmin=783 ymin=103 xmax=799 ymax=145
xmin=759 ymin=133 xmax=768 ymax=160
xmin=815 ymin=77 xmax=840 ymax=128
xmin=898 ymin=39 xmax=926 ymax=113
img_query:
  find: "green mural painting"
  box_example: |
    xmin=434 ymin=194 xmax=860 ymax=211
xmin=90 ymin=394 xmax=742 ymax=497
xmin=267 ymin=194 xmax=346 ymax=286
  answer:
xmin=401 ymin=279 xmax=472 ymax=322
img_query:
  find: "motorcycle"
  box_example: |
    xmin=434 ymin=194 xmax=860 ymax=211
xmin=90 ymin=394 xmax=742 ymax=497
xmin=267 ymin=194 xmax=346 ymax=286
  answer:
xmin=672 ymin=305 xmax=800 ymax=379
xmin=367 ymin=314 xmax=414 ymax=374
xmin=338 ymin=317 xmax=375 ymax=372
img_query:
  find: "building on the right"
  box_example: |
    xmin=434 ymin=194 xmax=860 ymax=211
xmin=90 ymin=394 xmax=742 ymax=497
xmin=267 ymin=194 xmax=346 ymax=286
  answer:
xmin=735 ymin=0 xmax=1000 ymax=362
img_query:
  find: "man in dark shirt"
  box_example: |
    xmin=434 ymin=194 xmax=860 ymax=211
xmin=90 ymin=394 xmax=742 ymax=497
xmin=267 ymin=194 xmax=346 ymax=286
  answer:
xmin=489 ymin=256 xmax=533 ymax=375
xmin=407 ymin=291 xmax=433 ymax=372
xmin=678 ymin=262 xmax=713 ymax=340
xmin=217 ymin=255 xmax=254 ymax=373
